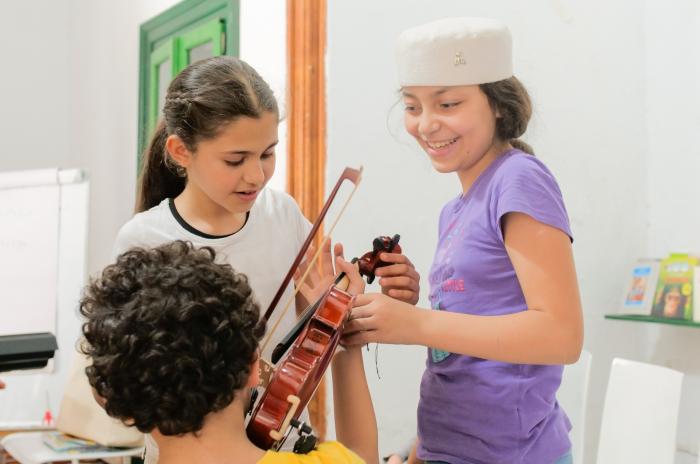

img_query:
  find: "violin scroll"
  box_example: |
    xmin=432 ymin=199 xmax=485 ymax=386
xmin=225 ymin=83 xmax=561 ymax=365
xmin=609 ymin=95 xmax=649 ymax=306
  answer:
xmin=246 ymin=233 xmax=402 ymax=451
xmin=356 ymin=234 xmax=401 ymax=284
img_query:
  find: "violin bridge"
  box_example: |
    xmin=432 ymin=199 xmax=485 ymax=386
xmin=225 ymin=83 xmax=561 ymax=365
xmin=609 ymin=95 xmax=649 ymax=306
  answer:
xmin=258 ymin=358 xmax=276 ymax=388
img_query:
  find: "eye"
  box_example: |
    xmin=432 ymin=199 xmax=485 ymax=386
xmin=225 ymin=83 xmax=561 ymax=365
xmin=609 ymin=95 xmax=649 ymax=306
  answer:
xmin=224 ymin=159 xmax=244 ymax=167
xmin=439 ymin=101 xmax=461 ymax=109
xmin=261 ymin=151 xmax=275 ymax=159
xmin=404 ymin=104 xmax=419 ymax=113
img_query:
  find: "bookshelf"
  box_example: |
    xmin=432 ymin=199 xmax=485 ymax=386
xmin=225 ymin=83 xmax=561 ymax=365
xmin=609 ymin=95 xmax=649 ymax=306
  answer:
xmin=605 ymin=314 xmax=700 ymax=328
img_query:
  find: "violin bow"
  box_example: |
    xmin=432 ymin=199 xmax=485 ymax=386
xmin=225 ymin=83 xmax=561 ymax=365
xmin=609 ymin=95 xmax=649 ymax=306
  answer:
xmin=259 ymin=166 xmax=363 ymax=355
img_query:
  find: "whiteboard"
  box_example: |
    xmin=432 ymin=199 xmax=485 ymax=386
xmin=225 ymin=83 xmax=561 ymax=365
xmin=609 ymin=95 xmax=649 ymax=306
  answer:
xmin=0 ymin=168 xmax=88 ymax=428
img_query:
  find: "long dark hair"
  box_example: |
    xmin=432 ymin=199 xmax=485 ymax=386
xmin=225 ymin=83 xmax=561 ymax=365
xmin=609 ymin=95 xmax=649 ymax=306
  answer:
xmin=480 ymin=76 xmax=534 ymax=155
xmin=136 ymin=56 xmax=278 ymax=213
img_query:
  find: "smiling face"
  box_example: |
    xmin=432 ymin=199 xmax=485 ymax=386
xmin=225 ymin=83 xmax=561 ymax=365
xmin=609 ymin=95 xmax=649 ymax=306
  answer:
xmin=403 ymin=85 xmax=504 ymax=179
xmin=170 ymin=111 xmax=278 ymax=216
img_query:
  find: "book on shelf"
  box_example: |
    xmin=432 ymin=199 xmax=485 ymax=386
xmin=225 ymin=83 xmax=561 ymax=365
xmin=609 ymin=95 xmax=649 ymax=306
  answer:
xmin=651 ymin=253 xmax=698 ymax=321
xmin=620 ymin=258 xmax=660 ymax=316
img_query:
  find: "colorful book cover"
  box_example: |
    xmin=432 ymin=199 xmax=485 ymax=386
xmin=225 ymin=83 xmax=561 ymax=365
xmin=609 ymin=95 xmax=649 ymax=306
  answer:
xmin=695 ymin=263 xmax=700 ymax=323
xmin=42 ymin=431 xmax=106 ymax=452
xmin=620 ymin=259 xmax=660 ymax=316
xmin=651 ymin=254 xmax=697 ymax=320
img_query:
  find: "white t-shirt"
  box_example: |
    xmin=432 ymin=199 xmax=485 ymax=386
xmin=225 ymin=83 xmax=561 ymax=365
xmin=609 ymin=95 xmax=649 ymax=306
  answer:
xmin=113 ymin=187 xmax=313 ymax=459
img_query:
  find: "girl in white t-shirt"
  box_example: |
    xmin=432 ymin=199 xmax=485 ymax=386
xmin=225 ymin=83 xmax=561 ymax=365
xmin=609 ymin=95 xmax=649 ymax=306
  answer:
xmin=114 ymin=56 xmax=420 ymax=461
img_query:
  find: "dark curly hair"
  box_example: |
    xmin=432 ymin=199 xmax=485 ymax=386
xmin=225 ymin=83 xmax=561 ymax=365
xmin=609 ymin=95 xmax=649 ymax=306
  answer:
xmin=80 ymin=240 xmax=264 ymax=435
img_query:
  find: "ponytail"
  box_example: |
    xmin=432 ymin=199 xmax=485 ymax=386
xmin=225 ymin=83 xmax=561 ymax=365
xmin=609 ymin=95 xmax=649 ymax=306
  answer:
xmin=480 ymin=76 xmax=535 ymax=156
xmin=510 ymin=139 xmax=534 ymax=155
xmin=135 ymin=120 xmax=185 ymax=213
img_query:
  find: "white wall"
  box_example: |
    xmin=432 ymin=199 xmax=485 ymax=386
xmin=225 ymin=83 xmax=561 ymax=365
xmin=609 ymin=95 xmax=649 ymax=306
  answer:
xmin=325 ymin=0 xmax=696 ymax=462
xmin=65 ymin=0 xmax=180 ymax=276
xmin=0 ymin=1 xmax=70 ymax=171
xmin=645 ymin=0 xmax=700 ymax=458
xmin=240 ymin=0 xmax=288 ymax=192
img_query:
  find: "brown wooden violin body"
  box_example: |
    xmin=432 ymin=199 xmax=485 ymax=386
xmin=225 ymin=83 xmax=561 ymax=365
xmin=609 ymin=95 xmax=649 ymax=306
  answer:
xmin=246 ymin=234 xmax=401 ymax=450
xmin=246 ymin=284 xmax=353 ymax=449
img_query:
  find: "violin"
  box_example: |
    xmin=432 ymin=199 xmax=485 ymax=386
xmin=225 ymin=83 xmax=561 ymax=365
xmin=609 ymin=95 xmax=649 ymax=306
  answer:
xmin=246 ymin=234 xmax=401 ymax=451
xmin=243 ymin=166 xmax=403 ymax=451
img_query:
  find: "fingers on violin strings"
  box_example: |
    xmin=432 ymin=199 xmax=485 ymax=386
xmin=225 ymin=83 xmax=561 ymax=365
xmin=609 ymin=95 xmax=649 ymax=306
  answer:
xmin=352 ymin=293 xmax=375 ymax=307
xmin=348 ymin=305 xmax=374 ymax=322
xmin=335 ymin=255 xmax=355 ymax=274
xmin=338 ymin=258 xmax=366 ymax=295
xmin=343 ymin=319 xmax=365 ymax=334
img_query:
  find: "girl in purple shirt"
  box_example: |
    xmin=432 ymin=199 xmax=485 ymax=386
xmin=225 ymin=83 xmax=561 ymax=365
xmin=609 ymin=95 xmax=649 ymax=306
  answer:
xmin=343 ymin=17 xmax=583 ymax=464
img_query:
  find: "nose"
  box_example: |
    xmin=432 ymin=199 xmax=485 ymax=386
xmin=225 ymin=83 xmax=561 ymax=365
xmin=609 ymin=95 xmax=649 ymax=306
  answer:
xmin=242 ymin=158 xmax=265 ymax=187
xmin=418 ymin=111 xmax=440 ymax=138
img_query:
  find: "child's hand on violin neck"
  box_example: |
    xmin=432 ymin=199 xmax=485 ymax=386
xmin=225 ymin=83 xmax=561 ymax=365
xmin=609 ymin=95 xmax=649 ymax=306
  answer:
xmin=334 ymin=246 xmax=366 ymax=295
xmin=375 ymin=252 xmax=420 ymax=305
xmin=341 ymin=293 xmax=421 ymax=346
xmin=294 ymin=239 xmax=340 ymax=306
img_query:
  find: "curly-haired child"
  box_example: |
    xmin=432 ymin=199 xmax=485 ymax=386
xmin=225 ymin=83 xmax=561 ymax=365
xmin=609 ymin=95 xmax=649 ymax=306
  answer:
xmin=80 ymin=240 xmax=377 ymax=464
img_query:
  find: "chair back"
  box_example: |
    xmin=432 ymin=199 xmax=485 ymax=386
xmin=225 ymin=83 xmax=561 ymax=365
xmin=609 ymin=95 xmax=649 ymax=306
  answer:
xmin=596 ymin=358 xmax=683 ymax=464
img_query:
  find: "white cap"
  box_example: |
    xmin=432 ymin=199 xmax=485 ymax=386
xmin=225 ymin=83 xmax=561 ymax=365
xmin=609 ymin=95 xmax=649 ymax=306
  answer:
xmin=396 ymin=17 xmax=513 ymax=86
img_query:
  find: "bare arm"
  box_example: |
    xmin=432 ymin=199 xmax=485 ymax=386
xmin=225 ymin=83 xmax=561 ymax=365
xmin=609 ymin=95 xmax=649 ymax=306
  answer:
xmin=345 ymin=213 xmax=583 ymax=365
xmin=331 ymin=256 xmax=379 ymax=463
xmin=332 ymin=347 xmax=378 ymax=464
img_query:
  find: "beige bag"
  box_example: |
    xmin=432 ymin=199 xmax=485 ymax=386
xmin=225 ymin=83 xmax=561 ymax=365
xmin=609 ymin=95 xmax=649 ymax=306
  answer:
xmin=55 ymin=352 xmax=144 ymax=448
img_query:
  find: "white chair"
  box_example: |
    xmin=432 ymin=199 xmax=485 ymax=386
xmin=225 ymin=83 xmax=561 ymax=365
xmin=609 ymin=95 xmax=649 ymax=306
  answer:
xmin=557 ymin=349 xmax=592 ymax=464
xmin=0 ymin=431 xmax=143 ymax=464
xmin=596 ymin=358 xmax=683 ymax=464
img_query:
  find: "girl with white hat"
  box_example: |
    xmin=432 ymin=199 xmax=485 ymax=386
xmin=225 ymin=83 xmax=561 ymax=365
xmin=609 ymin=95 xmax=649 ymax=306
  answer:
xmin=343 ymin=17 xmax=582 ymax=464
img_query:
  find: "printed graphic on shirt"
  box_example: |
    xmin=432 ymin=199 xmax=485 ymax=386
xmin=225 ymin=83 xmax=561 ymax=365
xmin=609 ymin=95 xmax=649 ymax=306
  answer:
xmin=429 ymin=299 xmax=451 ymax=363
xmin=428 ymin=212 xmax=467 ymax=364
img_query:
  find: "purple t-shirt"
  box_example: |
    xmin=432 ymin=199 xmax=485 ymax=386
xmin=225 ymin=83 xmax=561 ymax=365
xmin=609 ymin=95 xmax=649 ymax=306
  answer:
xmin=418 ymin=149 xmax=573 ymax=464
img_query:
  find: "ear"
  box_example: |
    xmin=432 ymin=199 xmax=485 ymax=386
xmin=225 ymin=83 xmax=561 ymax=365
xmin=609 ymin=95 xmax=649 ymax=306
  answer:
xmin=246 ymin=356 xmax=261 ymax=389
xmin=165 ymin=134 xmax=193 ymax=170
xmin=91 ymin=387 xmax=107 ymax=409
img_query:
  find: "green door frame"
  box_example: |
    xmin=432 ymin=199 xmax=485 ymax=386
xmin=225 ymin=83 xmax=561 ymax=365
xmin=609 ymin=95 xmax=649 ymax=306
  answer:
xmin=138 ymin=0 xmax=239 ymax=163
